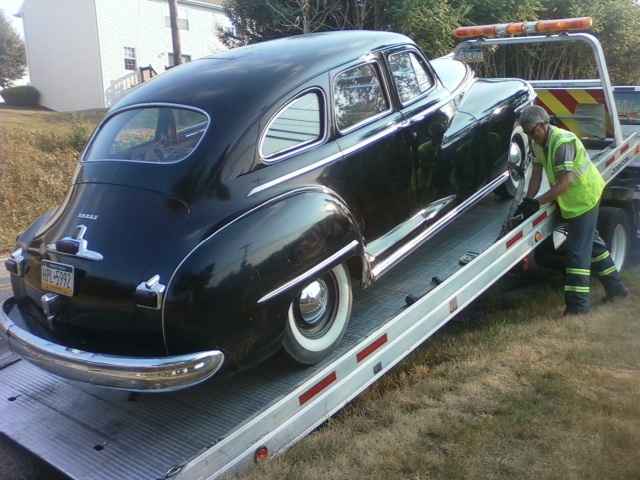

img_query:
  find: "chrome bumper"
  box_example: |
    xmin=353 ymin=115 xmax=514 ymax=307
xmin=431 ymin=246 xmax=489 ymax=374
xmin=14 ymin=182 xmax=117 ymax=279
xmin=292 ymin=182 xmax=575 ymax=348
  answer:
xmin=0 ymin=298 xmax=224 ymax=392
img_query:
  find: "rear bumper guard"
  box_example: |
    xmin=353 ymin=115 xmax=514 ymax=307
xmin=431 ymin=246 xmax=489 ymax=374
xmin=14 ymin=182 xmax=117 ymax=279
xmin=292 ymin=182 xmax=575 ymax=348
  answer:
xmin=0 ymin=298 xmax=224 ymax=392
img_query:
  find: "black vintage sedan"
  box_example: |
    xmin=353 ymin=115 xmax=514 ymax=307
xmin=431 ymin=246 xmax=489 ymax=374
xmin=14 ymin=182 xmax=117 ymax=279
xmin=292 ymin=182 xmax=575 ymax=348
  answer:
xmin=1 ymin=31 xmax=534 ymax=391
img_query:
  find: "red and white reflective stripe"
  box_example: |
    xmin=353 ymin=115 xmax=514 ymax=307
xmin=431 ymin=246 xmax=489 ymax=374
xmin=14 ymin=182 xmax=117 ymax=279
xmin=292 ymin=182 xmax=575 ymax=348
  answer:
xmin=506 ymin=231 xmax=524 ymax=249
xmin=606 ymin=143 xmax=630 ymax=167
xmin=298 ymin=333 xmax=389 ymax=405
xmin=356 ymin=334 xmax=388 ymax=363
xmin=532 ymin=211 xmax=548 ymax=228
xmin=299 ymin=372 xmax=337 ymax=405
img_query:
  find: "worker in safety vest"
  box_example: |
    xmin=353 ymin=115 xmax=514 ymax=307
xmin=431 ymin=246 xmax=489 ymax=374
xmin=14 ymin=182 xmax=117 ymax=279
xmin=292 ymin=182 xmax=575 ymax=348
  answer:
xmin=516 ymin=105 xmax=628 ymax=315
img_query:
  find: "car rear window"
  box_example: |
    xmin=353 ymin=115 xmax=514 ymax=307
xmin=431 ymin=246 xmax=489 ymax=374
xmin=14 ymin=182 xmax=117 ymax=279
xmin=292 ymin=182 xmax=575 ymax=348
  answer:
xmin=84 ymin=106 xmax=208 ymax=163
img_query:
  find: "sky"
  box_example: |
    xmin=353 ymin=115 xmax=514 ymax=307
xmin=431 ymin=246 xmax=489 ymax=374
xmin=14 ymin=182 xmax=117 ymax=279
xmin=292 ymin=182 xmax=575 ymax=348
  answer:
xmin=0 ymin=0 xmax=24 ymax=38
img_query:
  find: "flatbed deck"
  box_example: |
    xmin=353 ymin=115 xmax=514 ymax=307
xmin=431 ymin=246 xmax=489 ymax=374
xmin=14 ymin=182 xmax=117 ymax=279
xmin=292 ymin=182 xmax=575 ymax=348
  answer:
xmin=0 ymin=194 xmax=512 ymax=480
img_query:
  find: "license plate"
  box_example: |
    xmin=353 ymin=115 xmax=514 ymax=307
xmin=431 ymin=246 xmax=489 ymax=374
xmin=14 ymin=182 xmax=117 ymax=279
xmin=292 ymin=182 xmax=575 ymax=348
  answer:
xmin=455 ymin=47 xmax=484 ymax=63
xmin=42 ymin=260 xmax=75 ymax=296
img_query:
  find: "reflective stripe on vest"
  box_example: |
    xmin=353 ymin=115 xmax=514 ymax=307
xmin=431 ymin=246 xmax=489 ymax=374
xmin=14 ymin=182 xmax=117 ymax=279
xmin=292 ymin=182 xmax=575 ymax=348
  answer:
xmin=531 ymin=126 xmax=605 ymax=218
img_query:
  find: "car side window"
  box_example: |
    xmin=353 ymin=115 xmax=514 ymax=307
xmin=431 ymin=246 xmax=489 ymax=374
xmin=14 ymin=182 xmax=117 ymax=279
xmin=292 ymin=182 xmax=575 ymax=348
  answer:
xmin=334 ymin=63 xmax=390 ymax=131
xmin=388 ymin=51 xmax=434 ymax=105
xmin=261 ymin=91 xmax=323 ymax=159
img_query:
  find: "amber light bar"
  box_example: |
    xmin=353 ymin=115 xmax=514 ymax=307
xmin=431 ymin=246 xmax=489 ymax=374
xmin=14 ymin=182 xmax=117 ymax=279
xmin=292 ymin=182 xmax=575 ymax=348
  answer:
xmin=454 ymin=17 xmax=593 ymax=38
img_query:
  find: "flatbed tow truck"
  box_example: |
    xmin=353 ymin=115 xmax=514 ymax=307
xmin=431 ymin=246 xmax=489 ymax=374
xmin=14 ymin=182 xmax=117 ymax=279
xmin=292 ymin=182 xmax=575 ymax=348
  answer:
xmin=1 ymin=18 xmax=639 ymax=480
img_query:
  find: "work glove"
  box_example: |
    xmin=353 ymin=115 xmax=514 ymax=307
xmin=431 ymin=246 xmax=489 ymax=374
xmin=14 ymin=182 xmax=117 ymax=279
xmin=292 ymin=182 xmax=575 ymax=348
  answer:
xmin=515 ymin=197 xmax=540 ymax=220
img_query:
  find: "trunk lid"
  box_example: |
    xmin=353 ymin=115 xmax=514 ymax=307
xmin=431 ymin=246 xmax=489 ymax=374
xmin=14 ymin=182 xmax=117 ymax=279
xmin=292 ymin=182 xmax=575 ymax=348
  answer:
xmin=18 ymin=182 xmax=190 ymax=355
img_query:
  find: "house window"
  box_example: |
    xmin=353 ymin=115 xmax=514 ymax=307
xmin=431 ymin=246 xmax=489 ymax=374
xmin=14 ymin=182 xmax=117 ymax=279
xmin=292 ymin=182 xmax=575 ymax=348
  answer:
xmin=168 ymin=53 xmax=192 ymax=67
xmin=164 ymin=6 xmax=189 ymax=30
xmin=222 ymin=18 xmax=236 ymax=36
xmin=123 ymin=47 xmax=137 ymax=71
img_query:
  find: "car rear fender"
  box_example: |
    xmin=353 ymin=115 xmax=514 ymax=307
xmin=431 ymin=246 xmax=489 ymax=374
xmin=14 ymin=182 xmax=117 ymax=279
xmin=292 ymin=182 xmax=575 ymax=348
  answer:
xmin=162 ymin=187 xmax=363 ymax=365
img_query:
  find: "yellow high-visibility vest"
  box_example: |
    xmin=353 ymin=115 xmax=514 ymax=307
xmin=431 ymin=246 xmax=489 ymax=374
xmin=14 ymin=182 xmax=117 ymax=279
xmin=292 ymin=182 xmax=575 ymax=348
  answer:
xmin=531 ymin=126 xmax=605 ymax=218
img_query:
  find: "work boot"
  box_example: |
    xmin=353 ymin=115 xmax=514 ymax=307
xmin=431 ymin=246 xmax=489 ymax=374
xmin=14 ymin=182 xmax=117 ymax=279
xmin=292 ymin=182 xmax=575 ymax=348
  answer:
xmin=602 ymin=284 xmax=629 ymax=303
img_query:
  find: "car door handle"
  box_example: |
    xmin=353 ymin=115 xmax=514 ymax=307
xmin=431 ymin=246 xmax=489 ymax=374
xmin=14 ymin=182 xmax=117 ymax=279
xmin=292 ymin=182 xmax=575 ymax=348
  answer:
xmin=409 ymin=114 xmax=428 ymax=124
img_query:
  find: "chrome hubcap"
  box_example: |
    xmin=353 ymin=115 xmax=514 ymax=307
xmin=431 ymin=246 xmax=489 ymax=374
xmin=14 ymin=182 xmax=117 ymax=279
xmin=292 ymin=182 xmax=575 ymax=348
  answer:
xmin=298 ymin=279 xmax=329 ymax=326
xmin=508 ymin=141 xmax=523 ymax=181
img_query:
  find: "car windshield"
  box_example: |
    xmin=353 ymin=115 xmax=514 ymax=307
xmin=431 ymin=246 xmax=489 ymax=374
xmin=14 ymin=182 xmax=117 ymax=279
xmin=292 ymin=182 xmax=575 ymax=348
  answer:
xmin=84 ymin=106 xmax=209 ymax=163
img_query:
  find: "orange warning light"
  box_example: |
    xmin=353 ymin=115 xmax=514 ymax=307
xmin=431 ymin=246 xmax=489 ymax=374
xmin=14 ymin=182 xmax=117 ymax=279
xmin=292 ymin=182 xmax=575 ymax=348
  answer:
xmin=454 ymin=17 xmax=592 ymax=38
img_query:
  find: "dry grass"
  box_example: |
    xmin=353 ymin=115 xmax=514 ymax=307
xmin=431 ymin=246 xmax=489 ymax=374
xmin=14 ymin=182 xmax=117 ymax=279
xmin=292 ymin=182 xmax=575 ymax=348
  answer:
xmin=0 ymin=107 xmax=104 ymax=253
xmin=231 ymin=265 xmax=640 ymax=480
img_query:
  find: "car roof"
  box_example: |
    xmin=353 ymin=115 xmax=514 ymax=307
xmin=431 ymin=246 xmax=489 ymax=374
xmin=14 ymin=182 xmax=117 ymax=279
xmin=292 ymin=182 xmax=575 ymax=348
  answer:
xmin=111 ymin=30 xmax=415 ymax=116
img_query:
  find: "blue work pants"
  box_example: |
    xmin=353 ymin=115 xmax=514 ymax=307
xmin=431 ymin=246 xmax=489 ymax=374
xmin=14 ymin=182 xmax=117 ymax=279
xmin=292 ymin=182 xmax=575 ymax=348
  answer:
xmin=564 ymin=205 xmax=624 ymax=313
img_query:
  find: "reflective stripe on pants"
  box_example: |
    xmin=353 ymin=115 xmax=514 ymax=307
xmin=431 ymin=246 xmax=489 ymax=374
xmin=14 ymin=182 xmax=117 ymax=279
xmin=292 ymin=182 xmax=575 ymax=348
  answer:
xmin=563 ymin=204 xmax=624 ymax=313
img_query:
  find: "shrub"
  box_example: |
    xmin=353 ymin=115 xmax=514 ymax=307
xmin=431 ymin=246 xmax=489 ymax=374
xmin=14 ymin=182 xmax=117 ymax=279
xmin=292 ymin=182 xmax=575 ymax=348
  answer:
xmin=0 ymin=85 xmax=40 ymax=106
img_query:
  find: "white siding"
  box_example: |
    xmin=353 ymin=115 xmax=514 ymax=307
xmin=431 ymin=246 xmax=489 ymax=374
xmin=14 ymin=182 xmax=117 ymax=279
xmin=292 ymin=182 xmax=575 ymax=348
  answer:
xmin=95 ymin=0 xmax=228 ymax=108
xmin=20 ymin=0 xmax=229 ymax=112
xmin=21 ymin=0 xmax=104 ymax=112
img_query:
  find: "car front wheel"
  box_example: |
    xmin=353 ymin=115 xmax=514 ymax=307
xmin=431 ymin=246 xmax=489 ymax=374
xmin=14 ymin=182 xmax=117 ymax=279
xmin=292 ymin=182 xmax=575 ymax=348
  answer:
xmin=283 ymin=263 xmax=352 ymax=365
xmin=494 ymin=132 xmax=527 ymax=199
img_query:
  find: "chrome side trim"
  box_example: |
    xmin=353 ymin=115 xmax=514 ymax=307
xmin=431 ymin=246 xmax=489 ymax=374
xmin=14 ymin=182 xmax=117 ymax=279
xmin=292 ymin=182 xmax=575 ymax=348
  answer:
xmin=249 ymin=77 xmax=473 ymax=199
xmin=248 ymin=151 xmax=344 ymax=197
xmin=258 ymin=240 xmax=358 ymax=304
xmin=371 ymin=172 xmax=509 ymax=280
xmin=338 ymin=122 xmax=404 ymax=157
xmin=249 ymin=121 xmax=405 ymax=197
xmin=0 ymin=299 xmax=224 ymax=392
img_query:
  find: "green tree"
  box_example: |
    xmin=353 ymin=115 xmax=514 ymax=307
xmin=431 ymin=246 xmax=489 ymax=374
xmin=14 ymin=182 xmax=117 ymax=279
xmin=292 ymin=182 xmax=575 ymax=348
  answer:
xmin=537 ymin=0 xmax=640 ymax=84
xmin=219 ymin=0 xmax=390 ymax=47
xmin=386 ymin=0 xmax=468 ymax=58
xmin=219 ymin=0 xmax=640 ymax=85
xmin=0 ymin=10 xmax=26 ymax=89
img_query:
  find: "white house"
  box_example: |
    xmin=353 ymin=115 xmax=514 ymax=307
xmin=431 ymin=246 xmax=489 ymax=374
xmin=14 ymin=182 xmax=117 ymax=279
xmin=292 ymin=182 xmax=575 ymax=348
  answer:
xmin=18 ymin=0 xmax=230 ymax=112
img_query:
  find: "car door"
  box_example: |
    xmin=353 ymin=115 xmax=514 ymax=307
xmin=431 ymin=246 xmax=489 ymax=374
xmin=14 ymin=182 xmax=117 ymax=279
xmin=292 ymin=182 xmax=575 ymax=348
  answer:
xmin=333 ymin=58 xmax=418 ymax=261
xmin=385 ymin=47 xmax=462 ymax=221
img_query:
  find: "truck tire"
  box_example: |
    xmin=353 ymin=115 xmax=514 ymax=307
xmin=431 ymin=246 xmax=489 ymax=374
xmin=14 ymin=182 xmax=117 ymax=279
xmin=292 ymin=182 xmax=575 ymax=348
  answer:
xmin=597 ymin=206 xmax=630 ymax=272
xmin=494 ymin=133 xmax=527 ymax=199
xmin=283 ymin=263 xmax=352 ymax=365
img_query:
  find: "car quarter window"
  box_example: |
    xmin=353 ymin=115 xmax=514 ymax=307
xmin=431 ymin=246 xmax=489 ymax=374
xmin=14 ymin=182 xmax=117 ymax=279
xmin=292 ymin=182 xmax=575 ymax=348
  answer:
xmin=261 ymin=91 xmax=323 ymax=159
xmin=85 ymin=106 xmax=208 ymax=163
xmin=388 ymin=51 xmax=434 ymax=104
xmin=334 ymin=63 xmax=390 ymax=131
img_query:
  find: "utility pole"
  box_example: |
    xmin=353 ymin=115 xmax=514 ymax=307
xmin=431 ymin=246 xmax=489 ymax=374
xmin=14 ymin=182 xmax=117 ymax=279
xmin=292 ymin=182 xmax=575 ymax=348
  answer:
xmin=168 ymin=0 xmax=182 ymax=66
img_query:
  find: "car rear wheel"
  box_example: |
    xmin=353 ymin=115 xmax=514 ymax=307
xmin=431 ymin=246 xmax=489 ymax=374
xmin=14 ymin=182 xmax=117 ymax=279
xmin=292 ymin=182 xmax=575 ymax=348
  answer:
xmin=494 ymin=133 xmax=527 ymax=199
xmin=283 ymin=263 xmax=352 ymax=365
